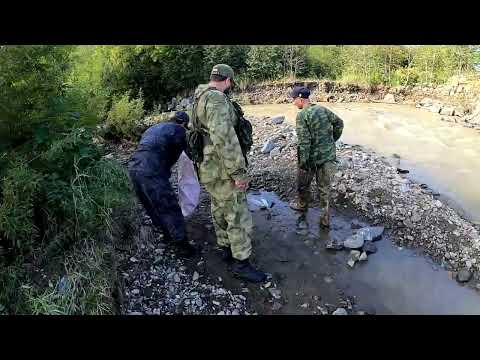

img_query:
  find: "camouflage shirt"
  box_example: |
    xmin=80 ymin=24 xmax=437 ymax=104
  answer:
xmin=193 ymin=84 xmax=247 ymax=183
xmin=296 ymin=103 xmax=344 ymax=169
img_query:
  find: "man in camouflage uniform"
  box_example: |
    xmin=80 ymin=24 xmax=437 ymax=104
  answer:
xmin=289 ymin=86 xmax=344 ymax=228
xmin=192 ymin=64 xmax=267 ymax=283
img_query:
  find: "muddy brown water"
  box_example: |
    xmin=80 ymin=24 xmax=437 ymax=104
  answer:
xmin=243 ymin=103 xmax=480 ymax=224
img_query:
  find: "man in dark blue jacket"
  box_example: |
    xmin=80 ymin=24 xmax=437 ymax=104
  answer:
xmin=128 ymin=111 xmax=196 ymax=258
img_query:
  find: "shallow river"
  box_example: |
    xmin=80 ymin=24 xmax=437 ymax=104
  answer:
xmin=244 ymin=103 xmax=480 ymax=223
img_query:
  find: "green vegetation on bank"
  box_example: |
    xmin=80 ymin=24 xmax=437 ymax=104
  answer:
xmin=1 ymin=44 xmax=478 ymax=314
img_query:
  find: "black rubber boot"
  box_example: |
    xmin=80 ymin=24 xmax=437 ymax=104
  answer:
xmin=231 ymin=259 xmax=267 ymax=283
xmin=175 ymin=240 xmax=197 ymax=258
xmin=219 ymin=247 xmax=233 ymax=263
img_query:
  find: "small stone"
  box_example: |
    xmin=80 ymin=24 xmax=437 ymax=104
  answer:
xmin=272 ymin=302 xmax=283 ymax=311
xmin=213 ymin=301 xmax=220 ymax=306
xmin=324 ymin=276 xmax=333 ymax=284
xmin=326 ymin=240 xmax=344 ymax=251
xmin=350 ymin=250 xmax=361 ymax=261
xmin=359 ymin=252 xmax=368 ymax=261
xmin=269 ymin=289 xmax=282 ymax=299
xmin=195 ymin=298 xmax=203 ymax=307
xmin=193 ymin=272 xmax=199 ymax=281
xmin=217 ymin=311 xmax=225 ymax=315
xmin=261 ymin=138 xmax=277 ymax=154
xmin=130 ymin=257 xmax=138 ymax=263
xmin=435 ymin=200 xmax=443 ymax=208
xmin=383 ymin=94 xmax=396 ymax=104
xmin=456 ymin=269 xmax=472 ymax=283
xmin=231 ymin=310 xmax=240 ymax=315
xmin=174 ymin=274 xmax=181 ymax=283
xmin=300 ymin=303 xmax=309 ymax=309
xmin=264 ymin=282 xmax=272 ymax=288
xmin=131 ymin=289 xmax=140 ymax=295
xmin=332 ymin=308 xmax=348 ymax=315
xmin=270 ymin=115 xmax=285 ymax=125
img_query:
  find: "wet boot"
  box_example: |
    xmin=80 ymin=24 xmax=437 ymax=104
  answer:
xmin=289 ymin=198 xmax=308 ymax=212
xmin=320 ymin=208 xmax=330 ymax=228
xmin=231 ymin=259 xmax=267 ymax=283
xmin=175 ymin=240 xmax=197 ymax=258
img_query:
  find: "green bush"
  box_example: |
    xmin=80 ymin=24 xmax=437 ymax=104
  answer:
xmin=105 ymin=92 xmax=145 ymax=140
xmin=0 ymin=159 xmax=42 ymax=252
xmin=246 ymin=46 xmax=283 ymax=81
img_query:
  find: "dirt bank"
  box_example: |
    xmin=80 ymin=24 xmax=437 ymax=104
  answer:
xmin=235 ymin=79 xmax=480 ymax=130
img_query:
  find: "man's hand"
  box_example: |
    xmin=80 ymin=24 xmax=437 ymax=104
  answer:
xmin=234 ymin=179 xmax=249 ymax=191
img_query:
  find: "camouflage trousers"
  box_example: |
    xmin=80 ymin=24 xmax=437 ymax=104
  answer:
xmin=203 ymin=180 xmax=253 ymax=261
xmin=297 ymin=161 xmax=336 ymax=211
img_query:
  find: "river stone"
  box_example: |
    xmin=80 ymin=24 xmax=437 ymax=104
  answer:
xmin=270 ymin=147 xmax=281 ymax=159
xmin=350 ymin=250 xmax=361 ymax=261
xmin=261 ymin=138 xmax=277 ymax=154
xmin=363 ymin=241 xmax=378 ymax=254
xmin=344 ymin=234 xmax=365 ymax=249
xmin=357 ymin=226 xmax=385 ymax=242
xmin=419 ymin=98 xmax=433 ymax=107
xmin=456 ymin=269 xmax=472 ymax=283
xmin=332 ymin=308 xmax=348 ymax=315
xmin=383 ymin=94 xmax=396 ymax=104
xmin=429 ymin=104 xmax=442 ymax=113
xmin=440 ymin=106 xmax=455 ymax=116
xmin=270 ymin=115 xmax=285 ymax=125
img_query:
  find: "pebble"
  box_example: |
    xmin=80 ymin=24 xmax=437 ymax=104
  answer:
xmin=174 ymin=274 xmax=181 ymax=283
xmin=193 ymin=272 xmax=200 ymax=281
xmin=269 ymin=289 xmax=282 ymax=299
xmin=131 ymin=289 xmax=140 ymax=295
xmin=300 ymin=303 xmax=309 ymax=309
xmin=456 ymin=269 xmax=472 ymax=283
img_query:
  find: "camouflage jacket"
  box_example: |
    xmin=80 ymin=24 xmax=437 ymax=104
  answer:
xmin=296 ymin=103 xmax=344 ymax=169
xmin=193 ymin=84 xmax=247 ymax=183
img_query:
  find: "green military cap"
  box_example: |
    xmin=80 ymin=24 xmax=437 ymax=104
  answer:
xmin=211 ymin=64 xmax=235 ymax=80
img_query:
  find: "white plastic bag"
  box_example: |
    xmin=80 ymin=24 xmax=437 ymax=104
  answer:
xmin=177 ymin=151 xmax=200 ymax=217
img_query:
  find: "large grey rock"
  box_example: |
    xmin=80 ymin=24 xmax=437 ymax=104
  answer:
xmin=357 ymin=226 xmax=385 ymax=242
xmin=440 ymin=106 xmax=455 ymax=116
xmin=261 ymin=138 xmax=277 ymax=154
xmin=344 ymin=234 xmax=365 ymax=249
xmin=270 ymin=115 xmax=285 ymax=125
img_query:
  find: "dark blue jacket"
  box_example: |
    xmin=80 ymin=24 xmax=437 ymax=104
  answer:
xmin=128 ymin=122 xmax=187 ymax=177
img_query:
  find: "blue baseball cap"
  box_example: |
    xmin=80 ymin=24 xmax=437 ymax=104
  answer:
xmin=290 ymin=86 xmax=311 ymax=99
xmin=173 ymin=111 xmax=190 ymax=126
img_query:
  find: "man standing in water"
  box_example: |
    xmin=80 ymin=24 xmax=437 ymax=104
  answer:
xmin=189 ymin=64 xmax=267 ymax=283
xmin=289 ymin=86 xmax=344 ymax=228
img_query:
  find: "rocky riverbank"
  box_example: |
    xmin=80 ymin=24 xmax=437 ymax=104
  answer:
xmin=245 ymin=114 xmax=480 ymax=283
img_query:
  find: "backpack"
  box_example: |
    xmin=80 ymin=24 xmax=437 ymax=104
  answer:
xmin=186 ymin=87 xmax=213 ymax=169
xmin=231 ymin=100 xmax=253 ymax=166
xmin=186 ymin=89 xmax=253 ymax=171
